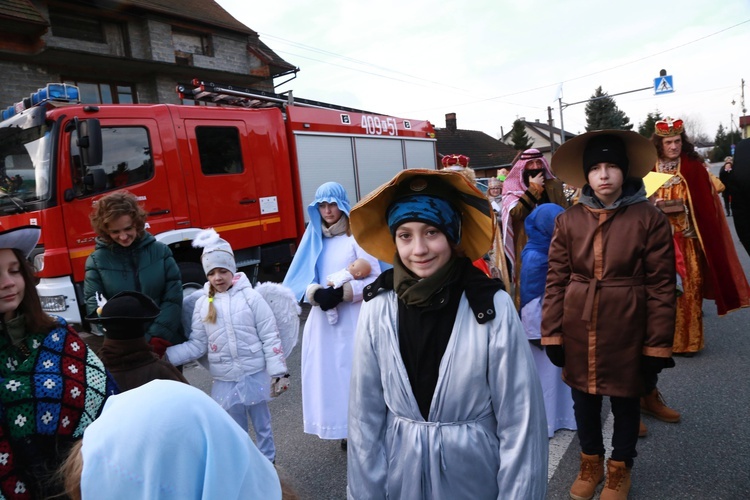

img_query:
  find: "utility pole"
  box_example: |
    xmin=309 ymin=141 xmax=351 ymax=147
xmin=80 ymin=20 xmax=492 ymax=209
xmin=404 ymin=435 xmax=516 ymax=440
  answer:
xmin=558 ymin=96 xmax=566 ymax=145
xmin=733 ymin=79 xmax=747 ymax=139
xmin=547 ymin=106 xmax=556 ymax=154
xmin=742 ymin=78 xmax=747 ymax=139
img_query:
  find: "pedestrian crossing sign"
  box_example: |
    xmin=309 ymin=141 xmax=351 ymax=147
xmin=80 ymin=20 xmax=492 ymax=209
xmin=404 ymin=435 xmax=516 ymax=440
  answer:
xmin=654 ymin=75 xmax=674 ymax=95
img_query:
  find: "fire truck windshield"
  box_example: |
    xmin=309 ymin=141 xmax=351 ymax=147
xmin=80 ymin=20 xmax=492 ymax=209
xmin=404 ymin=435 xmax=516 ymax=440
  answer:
xmin=0 ymin=124 xmax=51 ymax=209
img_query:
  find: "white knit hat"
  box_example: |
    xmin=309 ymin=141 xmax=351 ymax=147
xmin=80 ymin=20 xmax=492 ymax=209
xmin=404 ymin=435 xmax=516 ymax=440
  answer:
xmin=192 ymin=229 xmax=237 ymax=275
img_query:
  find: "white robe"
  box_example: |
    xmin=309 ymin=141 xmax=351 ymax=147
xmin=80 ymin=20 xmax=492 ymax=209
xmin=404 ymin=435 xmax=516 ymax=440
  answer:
xmin=522 ymin=297 xmax=577 ymax=438
xmin=302 ymin=233 xmax=380 ymax=439
xmin=348 ymin=289 xmax=548 ymax=500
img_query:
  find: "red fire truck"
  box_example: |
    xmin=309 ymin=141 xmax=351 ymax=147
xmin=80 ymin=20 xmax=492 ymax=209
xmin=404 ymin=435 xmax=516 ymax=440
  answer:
xmin=0 ymin=80 xmax=437 ymax=326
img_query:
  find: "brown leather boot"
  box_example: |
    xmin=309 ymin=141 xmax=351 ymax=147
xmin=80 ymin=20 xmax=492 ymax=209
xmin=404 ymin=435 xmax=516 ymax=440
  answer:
xmin=569 ymin=452 xmax=604 ymax=500
xmin=638 ymin=419 xmax=647 ymax=438
xmin=640 ymin=388 xmax=680 ymax=422
xmin=600 ymin=459 xmax=632 ymax=500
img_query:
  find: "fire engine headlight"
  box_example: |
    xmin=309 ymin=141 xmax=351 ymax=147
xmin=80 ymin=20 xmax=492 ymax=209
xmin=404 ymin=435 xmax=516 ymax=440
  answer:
xmin=33 ymin=253 xmax=44 ymax=272
xmin=40 ymin=295 xmax=67 ymax=312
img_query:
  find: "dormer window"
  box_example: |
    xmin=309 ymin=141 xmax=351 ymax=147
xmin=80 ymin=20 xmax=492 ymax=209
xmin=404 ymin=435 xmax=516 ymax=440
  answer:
xmin=49 ymin=8 xmax=104 ymax=43
xmin=172 ymin=28 xmax=212 ymax=59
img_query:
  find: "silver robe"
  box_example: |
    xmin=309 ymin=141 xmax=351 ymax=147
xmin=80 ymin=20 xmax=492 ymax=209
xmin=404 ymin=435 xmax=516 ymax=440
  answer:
xmin=347 ymin=289 xmax=548 ymax=500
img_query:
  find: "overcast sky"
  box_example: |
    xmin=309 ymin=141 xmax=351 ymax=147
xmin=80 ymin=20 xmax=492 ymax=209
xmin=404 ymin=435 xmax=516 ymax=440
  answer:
xmin=216 ymin=0 xmax=748 ymax=142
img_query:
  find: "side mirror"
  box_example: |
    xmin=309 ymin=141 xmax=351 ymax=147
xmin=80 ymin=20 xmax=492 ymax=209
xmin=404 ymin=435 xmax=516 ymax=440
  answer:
xmin=76 ymin=118 xmax=103 ymax=167
xmin=83 ymin=168 xmax=107 ymax=192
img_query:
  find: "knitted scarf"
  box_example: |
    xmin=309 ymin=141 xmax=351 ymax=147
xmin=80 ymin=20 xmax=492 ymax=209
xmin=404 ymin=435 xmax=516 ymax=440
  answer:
xmin=321 ymin=214 xmax=349 ymax=238
xmin=0 ymin=317 xmax=117 ymax=498
xmin=393 ymin=255 xmax=463 ymax=307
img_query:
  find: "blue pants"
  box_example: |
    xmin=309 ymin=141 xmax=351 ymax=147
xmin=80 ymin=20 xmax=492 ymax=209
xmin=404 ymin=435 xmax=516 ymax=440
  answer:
xmin=227 ymin=401 xmax=276 ymax=462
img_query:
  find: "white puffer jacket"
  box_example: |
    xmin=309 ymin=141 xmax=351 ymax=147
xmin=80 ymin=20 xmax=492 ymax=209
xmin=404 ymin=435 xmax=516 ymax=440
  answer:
xmin=166 ymin=273 xmax=287 ymax=381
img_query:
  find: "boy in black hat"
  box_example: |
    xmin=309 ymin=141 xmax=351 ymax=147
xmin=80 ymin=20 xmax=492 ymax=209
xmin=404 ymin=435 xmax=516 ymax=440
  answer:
xmin=88 ymin=291 xmax=187 ymax=392
xmin=542 ymin=130 xmax=676 ymax=500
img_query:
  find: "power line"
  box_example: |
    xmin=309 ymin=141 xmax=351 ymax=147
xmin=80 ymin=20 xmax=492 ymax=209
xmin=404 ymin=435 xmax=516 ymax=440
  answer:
xmin=260 ymin=33 xmax=476 ymax=95
xmin=260 ymin=18 xmax=749 ymax=113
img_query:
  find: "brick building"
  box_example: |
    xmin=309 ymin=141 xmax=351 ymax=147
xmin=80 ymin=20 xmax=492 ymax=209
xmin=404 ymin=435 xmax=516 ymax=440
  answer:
xmin=0 ymin=0 xmax=296 ymax=108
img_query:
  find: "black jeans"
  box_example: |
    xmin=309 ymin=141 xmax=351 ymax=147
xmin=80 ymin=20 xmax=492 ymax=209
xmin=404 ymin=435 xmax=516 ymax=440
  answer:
xmin=571 ymin=388 xmax=640 ymax=468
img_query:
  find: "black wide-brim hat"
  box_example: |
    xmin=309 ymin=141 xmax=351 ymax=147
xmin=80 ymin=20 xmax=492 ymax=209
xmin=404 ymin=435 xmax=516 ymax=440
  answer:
xmin=350 ymin=169 xmax=495 ymax=263
xmin=551 ymin=129 xmax=657 ymax=188
xmin=86 ymin=291 xmax=160 ymax=325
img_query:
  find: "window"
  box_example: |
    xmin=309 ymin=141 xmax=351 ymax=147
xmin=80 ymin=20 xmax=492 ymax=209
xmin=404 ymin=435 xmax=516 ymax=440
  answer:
xmin=195 ymin=127 xmax=243 ymax=175
xmin=49 ymin=9 xmax=105 ymax=43
xmin=63 ymin=80 xmax=137 ymax=105
xmin=69 ymin=127 xmax=153 ymax=197
xmin=172 ymin=29 xmax=212 ymax=57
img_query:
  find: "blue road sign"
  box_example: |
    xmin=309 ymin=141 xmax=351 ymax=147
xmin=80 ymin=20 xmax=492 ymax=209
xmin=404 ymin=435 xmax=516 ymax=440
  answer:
xmin=655 ymin=75 xmax=674 ymax=95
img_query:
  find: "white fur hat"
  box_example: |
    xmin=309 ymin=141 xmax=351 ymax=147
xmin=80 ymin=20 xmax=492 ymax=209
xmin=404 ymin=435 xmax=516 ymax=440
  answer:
xmin=192 ymin=229 xmax=236 ymax=275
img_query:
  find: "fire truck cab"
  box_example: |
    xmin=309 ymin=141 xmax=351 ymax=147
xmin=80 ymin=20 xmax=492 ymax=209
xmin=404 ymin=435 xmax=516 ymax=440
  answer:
xmin=0 ymin=82 xmax=437 ymax=327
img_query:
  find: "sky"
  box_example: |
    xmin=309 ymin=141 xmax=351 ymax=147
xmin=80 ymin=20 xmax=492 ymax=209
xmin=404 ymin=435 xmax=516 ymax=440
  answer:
xmin=215 ymin=1 xmax=749 ymax=142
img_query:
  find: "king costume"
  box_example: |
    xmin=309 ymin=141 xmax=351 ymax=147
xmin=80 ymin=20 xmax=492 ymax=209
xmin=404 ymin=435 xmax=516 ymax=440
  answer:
xmin=653 ymin=121 xmax=750 ymax=354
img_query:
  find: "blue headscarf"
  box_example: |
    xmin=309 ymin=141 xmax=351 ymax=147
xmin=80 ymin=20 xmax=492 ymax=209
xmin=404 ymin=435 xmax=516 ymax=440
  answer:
xmin=386 ymin=194 xmax=461 ymax=244
xmin=283 ymin=182 xmax=352 ymax=300
xmin=520 ymin=204 xmax=564 ymax=310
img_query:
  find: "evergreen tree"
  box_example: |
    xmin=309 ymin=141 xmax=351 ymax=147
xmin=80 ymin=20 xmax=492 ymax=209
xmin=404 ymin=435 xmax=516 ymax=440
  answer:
xmin=638 ymin=111 xmax=664 ymax=138
xmin=510 ymin=119 xmax=533 ymax=150
xmin=711 ymin=123 xmax=742 ymax=161
xmin=584 ymin=86 xmax=634 ymax=131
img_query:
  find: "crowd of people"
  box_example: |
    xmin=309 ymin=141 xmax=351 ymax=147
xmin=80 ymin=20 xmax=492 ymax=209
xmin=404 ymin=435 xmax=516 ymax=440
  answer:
xmin=0 ymin=115 xmax=748 ymax=499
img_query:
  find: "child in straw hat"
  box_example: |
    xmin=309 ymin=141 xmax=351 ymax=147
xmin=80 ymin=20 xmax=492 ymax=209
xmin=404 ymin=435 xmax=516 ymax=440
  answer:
xmin=348 ymin=169 xmax=548 ymax=499
xmin=542 ymin=130 xmax=677 ymax=500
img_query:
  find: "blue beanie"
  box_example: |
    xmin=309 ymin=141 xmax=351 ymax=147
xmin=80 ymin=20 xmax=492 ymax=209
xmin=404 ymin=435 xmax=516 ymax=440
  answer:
xmin=386 ymin=194 xmax=462 ymax=244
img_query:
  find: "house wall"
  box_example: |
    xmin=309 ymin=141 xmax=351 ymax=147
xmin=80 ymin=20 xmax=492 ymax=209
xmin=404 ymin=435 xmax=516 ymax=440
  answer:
xmin=1 ymin=1 xmax=278 ymax=109
xmin=0 ymin=61 xmax=56 ymax=103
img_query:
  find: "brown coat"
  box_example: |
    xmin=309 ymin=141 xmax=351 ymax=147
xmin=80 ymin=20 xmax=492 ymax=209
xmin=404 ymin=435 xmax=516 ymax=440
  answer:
xmin=98 ymin=338 xmax=188 ymax=392
xmin=541 ymin=199 xmax=675 ymax=398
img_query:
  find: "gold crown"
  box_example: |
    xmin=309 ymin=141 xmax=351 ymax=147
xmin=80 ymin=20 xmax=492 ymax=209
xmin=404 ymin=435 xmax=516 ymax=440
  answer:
xmin=654 ymin=117 xmax=684 ymax=137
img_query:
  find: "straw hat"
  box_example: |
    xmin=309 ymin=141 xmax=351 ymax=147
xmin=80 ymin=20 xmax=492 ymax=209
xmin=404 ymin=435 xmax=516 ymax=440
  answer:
xmin=350 ymin=169 xmax=495 ymax=263
xmin=550 ymin=129 xmax=657 ymax=188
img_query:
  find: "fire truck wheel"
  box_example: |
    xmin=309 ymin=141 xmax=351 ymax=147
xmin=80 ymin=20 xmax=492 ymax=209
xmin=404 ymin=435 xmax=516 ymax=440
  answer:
xmin=179 ymin=261 xmax=206 ymax=297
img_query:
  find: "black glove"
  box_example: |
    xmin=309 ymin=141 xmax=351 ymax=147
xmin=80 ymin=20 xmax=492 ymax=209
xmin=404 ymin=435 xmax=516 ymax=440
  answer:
xmin=640 ymin=355 xmax=675 ymax=375
xmin=528 ymin=339 xmax=544 ymax=351
xmin=314 ymin=286 xmax=345 ymax=311
xmin=546 ymin=345 xmax=565 ymax=367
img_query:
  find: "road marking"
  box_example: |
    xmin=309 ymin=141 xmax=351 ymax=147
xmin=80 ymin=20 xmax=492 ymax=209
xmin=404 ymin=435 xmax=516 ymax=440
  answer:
xmin=548 ymin=430 xmax=576 ymax=480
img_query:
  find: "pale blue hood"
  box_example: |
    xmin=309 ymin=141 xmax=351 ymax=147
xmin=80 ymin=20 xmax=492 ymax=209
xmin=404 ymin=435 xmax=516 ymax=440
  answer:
xmin=283 ymin=182 xmax=351 ymax=300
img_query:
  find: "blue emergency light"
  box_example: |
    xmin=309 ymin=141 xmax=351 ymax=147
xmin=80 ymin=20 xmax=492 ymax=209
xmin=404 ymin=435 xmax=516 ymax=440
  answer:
xmin=2 ymin=83 xmax=80 ymax=121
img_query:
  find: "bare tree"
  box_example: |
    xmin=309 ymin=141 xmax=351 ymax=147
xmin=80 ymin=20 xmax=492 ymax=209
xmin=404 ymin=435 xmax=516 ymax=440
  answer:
xmin=681 ymin=114 xmax=711 ymax=145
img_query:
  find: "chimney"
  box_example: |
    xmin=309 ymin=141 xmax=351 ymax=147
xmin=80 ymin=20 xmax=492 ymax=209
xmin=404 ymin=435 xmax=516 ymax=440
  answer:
xmin=446 ymin=113 xmax=457 ymax=132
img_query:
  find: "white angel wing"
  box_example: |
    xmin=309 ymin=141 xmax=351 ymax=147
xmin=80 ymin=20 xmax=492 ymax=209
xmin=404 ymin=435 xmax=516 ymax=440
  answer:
xmin=253 ymin=281 xmax=301 ymax=359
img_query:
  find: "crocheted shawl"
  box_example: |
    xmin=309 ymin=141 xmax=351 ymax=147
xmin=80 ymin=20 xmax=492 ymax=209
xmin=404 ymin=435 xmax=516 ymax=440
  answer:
xmin=0 ymin=318 xmax=117 ymax=499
